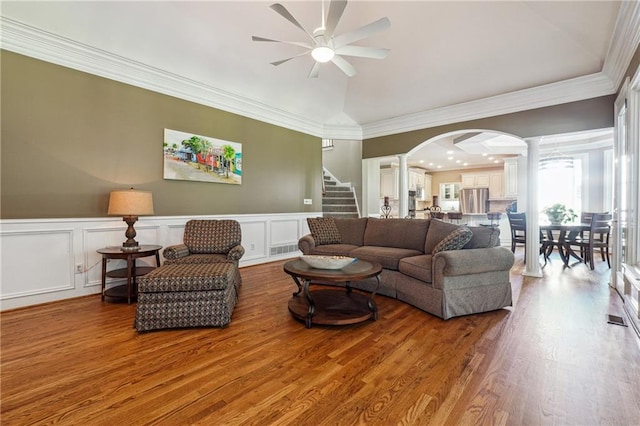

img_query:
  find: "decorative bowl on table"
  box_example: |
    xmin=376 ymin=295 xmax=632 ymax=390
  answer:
xmin=300 ymin=255 xmax=356 ymax=270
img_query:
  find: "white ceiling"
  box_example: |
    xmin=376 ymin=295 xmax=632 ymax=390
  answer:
xmin=388 ymin=127 xmax=614 ymax=171
xmin=1 ymin=1 xmax=637 ymax=147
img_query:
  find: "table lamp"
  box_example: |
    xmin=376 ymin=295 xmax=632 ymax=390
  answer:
xmin=107 ymin=188 xmax=154 ymax=250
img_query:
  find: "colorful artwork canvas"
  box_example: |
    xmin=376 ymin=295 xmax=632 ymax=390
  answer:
xmin=163 ymin=129 xmax=242 ymax=185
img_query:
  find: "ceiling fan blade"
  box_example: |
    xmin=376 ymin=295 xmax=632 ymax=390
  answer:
xmin=324 ymin=0 xmax=347 ymax=41
xmin=334 ymin=45 xmax=389 ymax=59
xmin=252 ymin=36 xmax=312 ymax=49
xmin=271 ymin=51 xmax=312 ymax=66
xmin=270 ymin=3 xmax=316 ymax=42
xmin=332 ymin=17 xmax=391 ymax=48
xmin=331 ymin=55 xmax=357 ymax=77
xmin=308 ymin=62 xmax=321 ymax=78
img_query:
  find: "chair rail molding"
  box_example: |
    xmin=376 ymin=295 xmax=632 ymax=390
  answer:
xmin=0 ymin=212 xmax=319 ymax=311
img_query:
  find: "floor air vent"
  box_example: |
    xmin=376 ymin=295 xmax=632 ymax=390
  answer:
xmin=607 ymin=314 xmax=628 ymax=327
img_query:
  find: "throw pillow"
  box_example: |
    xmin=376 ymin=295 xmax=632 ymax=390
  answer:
xmin=432 ymin=226 xmax=473 ymax=254
xmin=307 ymin=217 xmax=342 ymax=245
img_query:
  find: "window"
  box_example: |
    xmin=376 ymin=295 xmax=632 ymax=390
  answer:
xmin=538 ymin=155 xmax=583 ymax=217
xmin=322 ymin=139 xmax=334 ymax=150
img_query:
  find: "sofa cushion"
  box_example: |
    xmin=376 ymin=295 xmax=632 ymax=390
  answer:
xmin=424 ymin=219 xmax=462 ymax=253
xmin=432 ymin=226 xmax=473 ymax=253
xmin=333 ymin=218 xmax=368 ymax=246
xmin=399 ymin=255 xmax=433 ymax=283
xmin=351 ymin=246 xmax=422 ymax=270
xmin=308 ymin=244 xmax=359 ymax=257
xmin=307 ymin=217 xmax=341 ymax=245
xmin=363 ymin=218 xmax=430 ymax=252
xmin=464 ymin=225 xmax=500 ymax=248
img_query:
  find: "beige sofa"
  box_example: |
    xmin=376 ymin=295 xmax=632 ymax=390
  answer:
xmin=298 ymin=217 xmax=515 ymax=320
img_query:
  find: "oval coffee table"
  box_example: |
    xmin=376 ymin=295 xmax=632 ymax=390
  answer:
xmin=283 ymin=258 xmax=382 ymax=328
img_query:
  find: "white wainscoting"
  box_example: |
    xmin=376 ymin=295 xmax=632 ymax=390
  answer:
xmin=0 ymin=213 xmax=318 ymax=311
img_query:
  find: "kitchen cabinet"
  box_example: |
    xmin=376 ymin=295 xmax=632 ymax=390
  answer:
xmin=380 ymin=167 xmax=431 ymax=201
xmin=461 ymin=173 xmax=491 ymax=188
xmin=408 ymin=168 xmax=430 ymax=200
xmin=408 ymin=168 xmax=423 ymax=191
xmin=423 ymin=173 xmax=432 ymax=201
xmin=489 ymin=173 xmax=504 ymax=199
xmin=440 ymin=182 xmax=461 ymax=200
xmin=380 ymin=167 xmax=398 ymax=199
xmin=462 ymin=172 xmax=505 ymax=199
xmin=503 ymin=157 xmax=518 ymax=198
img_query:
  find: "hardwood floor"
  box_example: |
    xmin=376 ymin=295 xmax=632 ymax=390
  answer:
xmin=2 ymin=250 xmax=639 ymax=425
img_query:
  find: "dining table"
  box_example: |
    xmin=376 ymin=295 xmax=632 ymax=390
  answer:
xmin=539 ymin=222 xmax=591 ymax=268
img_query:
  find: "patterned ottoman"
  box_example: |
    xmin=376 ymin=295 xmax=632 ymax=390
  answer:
xmin=134 ymin=262 xmax=241 ymax=332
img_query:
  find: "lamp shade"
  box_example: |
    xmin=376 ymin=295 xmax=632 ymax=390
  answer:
xmin=107 ymin=188 xmax=154 ymax=216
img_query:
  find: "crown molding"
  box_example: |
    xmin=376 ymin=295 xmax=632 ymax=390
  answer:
xmin=602 ymin=0 xmax=640 ymax=90
xmin=362 ymin=1 xmax=639 ymax=140
xmin=322 ymin=124 xmax=363 ymax=140
xmin=1 ymin=11 xmax=636 ymax=142
xmin=0 ymin=17 xmax=327 ymax=138
xmin=361 ymin=72 xmax=616 ymax=139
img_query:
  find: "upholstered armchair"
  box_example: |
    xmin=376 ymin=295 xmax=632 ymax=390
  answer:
xmin=163 ymin=219 xmax=245 ymax=265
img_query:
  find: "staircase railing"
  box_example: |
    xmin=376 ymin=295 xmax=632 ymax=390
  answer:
xmin=322 ymin=167 xmax=360 ymax=218
xmin=322 ymin=169 xmax=326 ymax=196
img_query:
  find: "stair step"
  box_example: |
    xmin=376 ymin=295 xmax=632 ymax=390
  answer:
xmin=322 ymin=204 xmax=358 ymax=212
xmin=323 ymin=191 xmax=353 ymax=198
xmin=323 ymin=198 xmax=355 ymax=205
xmin=322 ymin=172 xmax=359 ymax=218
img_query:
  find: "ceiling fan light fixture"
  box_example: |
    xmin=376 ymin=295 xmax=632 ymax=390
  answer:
xmin=311 ymin=46 xmax=335 ymax=63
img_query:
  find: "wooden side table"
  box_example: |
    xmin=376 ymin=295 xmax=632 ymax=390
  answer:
xmin=97 ymin=245 xmax=162 ymax=304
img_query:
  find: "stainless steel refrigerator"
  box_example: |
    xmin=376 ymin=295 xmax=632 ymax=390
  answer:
xmin=460 ymin=188 xmax=489 ymax=214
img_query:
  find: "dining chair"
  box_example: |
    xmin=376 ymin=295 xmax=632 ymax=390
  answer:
xmin=569 ymin=212 xmax=612 ymax=270
xmin=507 ymin=211 xmax=552 ymax=265
xmin=580 ymin=211 xmax=595 ymax=224
xmin=507 ymin=212 xmax=526 ymax=251
xmin=577 ymin=211 xmax=607 ymax=259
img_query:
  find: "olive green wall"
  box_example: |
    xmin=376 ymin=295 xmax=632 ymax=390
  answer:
xmin=363 ymin=95 xmax=615 ymax=159
xmin=0 ymin=51 xmax=322 ymax=219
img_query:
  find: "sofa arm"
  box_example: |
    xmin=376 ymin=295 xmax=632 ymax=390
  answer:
xmin=432 ymin=247 xmax=514 ymax=286
xmin=227 ymin=244 xmax=245 ymax=262
xmin=163 ymin=244 xmax=190 ymax=260
xmin=298 ymin=234 xmax=316 ymax=254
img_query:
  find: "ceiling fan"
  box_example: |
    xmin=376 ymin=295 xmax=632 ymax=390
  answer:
xmin=252 ymin=0 xmax=391 ymax=78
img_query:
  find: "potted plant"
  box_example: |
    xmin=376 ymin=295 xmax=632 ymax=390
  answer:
xmin=543 ymin=203 xmax=577 ymax=225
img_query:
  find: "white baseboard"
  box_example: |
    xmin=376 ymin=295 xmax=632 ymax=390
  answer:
xmin=0 ymin=212 xmax=319 ymax=310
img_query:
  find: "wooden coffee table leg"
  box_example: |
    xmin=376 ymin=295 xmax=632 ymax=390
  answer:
xmin=368 ymin=275 xmax=381 ymax=320
xmin=303 ymin=278 xmax=315 ymax=328
xmin=291 ymin=276 xmax=303 ymax=296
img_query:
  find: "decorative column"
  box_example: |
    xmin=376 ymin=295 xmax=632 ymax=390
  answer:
xmin=398 ymin=154 xmax=409 ymax=218
xmin=361 ymin=158 xmax=381 ymax=217
xmin=524 ymin=138 xmax=543 ymax=277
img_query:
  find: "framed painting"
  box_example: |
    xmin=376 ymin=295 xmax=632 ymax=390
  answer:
xmin=163 ymin=129 xmax=242 ymax=185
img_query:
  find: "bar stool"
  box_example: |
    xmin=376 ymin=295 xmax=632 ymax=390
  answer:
xmin=447 ymin=211 xmax=462 ymax=224
xmin=487 ymin=212 xmax=502 ymax=227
